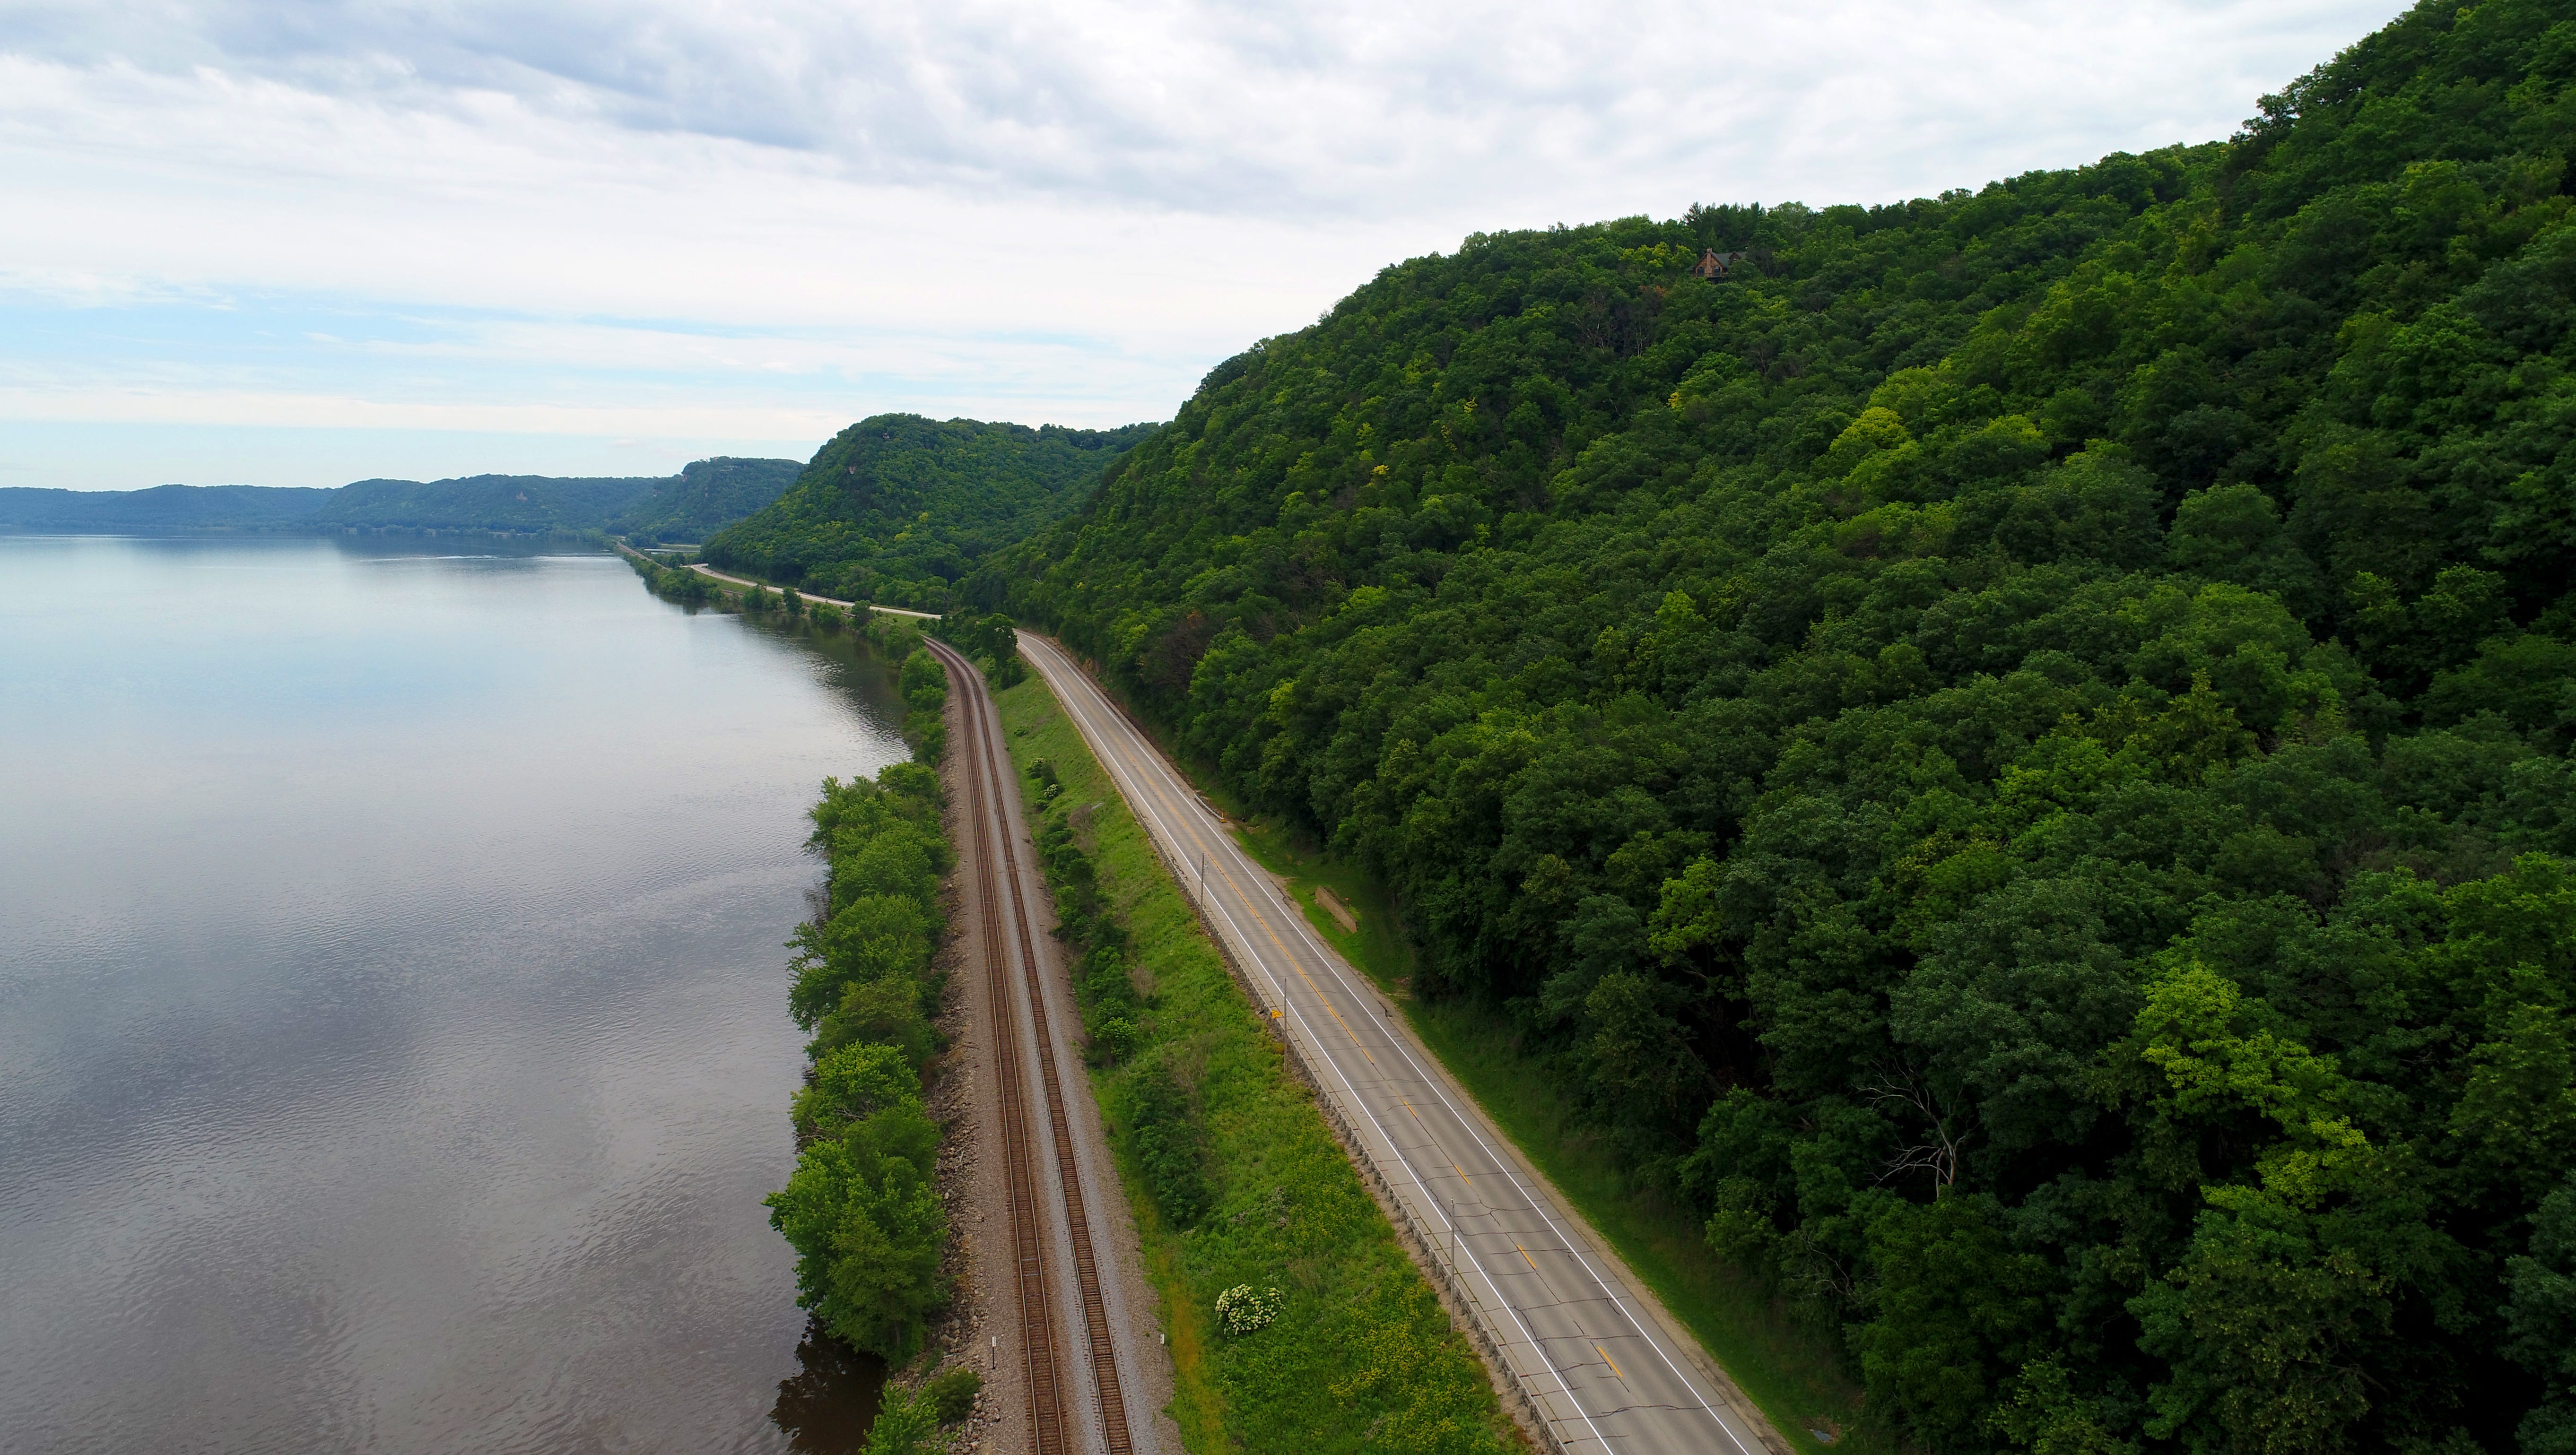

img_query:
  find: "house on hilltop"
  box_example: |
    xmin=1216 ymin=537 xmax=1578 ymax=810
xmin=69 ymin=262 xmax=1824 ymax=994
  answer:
xmin=1690 ymin=248 xmax=1749 ymax=279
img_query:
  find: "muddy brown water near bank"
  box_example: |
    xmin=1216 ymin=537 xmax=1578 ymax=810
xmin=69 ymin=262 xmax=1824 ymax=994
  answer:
xmin=0 ymin=536 xmax=911 ymax=1453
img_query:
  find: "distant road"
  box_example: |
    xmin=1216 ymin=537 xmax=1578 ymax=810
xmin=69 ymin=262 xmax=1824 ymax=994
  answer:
xmin=609 ymin=541 xmax=940 ymax=619
xmin=1021 ymin=632 xmax=1789 ymax=1455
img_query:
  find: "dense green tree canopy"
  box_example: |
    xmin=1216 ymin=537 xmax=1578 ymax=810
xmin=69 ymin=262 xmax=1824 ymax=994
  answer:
xmin=767 ymin=762 xmax=954 ymax=1360
xmin=0 ymin=459 xmax=797 ymax=535
xmin=608 ymin=456 xmax=803 ymax=543
xmin=709 ymin=414 xmax=1153 ymax=611
xmin=0 ymin=483 xmax=333 ymax=530
xmin=985 ymin=4 xmax=2576 ymax=1449
xmin=316 ymin=472 xmax=684 ymax=530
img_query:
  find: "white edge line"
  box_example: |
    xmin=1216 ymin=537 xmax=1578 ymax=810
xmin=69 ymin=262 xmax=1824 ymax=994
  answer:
xmin=1030 ymin=634 xmax=1743 ymax=1438
xmin=1021 ymin=637 xmax=1632 ymax=1455
xmin=1029 ymin=634 xmax=1765 ymax=1455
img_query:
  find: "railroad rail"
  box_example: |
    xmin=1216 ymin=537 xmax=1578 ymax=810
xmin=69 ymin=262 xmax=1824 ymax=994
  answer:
xmin=930 ymin=635 xmax=1135 ymax=1455
xmin=948 ymin=639 xmax=1073 ymax=1454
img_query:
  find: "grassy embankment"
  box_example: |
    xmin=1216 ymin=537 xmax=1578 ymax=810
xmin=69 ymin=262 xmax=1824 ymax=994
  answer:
xmin=988 ymin=668 xmax=1521 ymax=1455
xmin=1218 ymin=813 xmax=1871 ymax=1455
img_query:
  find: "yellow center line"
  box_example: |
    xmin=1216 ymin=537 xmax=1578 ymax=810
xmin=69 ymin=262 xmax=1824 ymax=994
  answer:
xmin=1228 ymin=873 xmax=1386 ymax=1072
xmin=1049 ymin=651 xmax=1731 ymax=1439
xmin=1149 ymin=772 xmax=1387 ymax=1086
xmin=1094 ymin=675 xmax=1592 ymax=1321
xmin=1315 ymin=1001 xmax=1379 ymax=1065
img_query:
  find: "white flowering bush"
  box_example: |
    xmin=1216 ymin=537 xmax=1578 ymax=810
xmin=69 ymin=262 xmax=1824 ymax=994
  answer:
xmin=1214 ymin=1283 xmax=1281 ymax=1336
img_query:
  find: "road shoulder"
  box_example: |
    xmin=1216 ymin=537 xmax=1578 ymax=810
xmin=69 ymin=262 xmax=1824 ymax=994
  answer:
xmin=1018 ymin=632 xmax=1801 ymax=1455
xmin=993 ymin=649 xmax=1522 ymax=1454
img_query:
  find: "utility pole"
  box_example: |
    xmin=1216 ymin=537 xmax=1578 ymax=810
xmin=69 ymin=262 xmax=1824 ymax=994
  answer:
xmin=1438 ymin=1189 xmax=1452 ymax=1283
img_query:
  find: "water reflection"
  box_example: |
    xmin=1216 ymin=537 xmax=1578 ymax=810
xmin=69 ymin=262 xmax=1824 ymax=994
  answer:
xmin=770 ymin=1320 xmax=888 ymax=1451
xmin=0 ymin=536 xmax=910 ymax=1453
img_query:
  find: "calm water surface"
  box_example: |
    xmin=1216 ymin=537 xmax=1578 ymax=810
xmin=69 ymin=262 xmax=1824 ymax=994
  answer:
xmin=0 ymin=536 xmax=908 ymax=1453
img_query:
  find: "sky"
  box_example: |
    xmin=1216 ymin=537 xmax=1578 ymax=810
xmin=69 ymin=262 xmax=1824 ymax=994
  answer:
xmin=0 ymin=0 xmax=2410 ymax=490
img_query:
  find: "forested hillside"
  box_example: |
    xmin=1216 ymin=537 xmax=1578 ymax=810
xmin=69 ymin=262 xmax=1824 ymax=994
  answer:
xmin=706 ymin=414 xmax=1152 ymax=611
xmin=992 ymin=4 xmax=2576 ymax=1451
xmin=0 ymin=461 xmax=798 ymax=535
xmin=315 ymin=472 xmax=669 ymax=531
xmin=0 ymin=483 xmax=333 ymax=530
xmin=609 ymin=456 xmax=801 ymax=543
xmin=301 ymin=459 xmax=796 ymax=533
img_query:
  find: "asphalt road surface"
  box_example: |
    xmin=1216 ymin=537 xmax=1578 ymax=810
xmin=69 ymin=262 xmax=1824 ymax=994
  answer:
xmin=1020 ymin=633 xmax=1788 ymax=1455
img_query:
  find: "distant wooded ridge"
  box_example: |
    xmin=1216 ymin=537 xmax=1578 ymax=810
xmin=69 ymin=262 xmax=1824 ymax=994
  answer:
xmin=701 ymin=415 xmax=1159 ymax=615
xmin=0 ymin=456 xmax=802 ymax=542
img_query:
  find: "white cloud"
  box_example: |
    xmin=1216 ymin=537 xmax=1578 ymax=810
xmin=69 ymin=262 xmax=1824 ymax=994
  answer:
xmin=0 ymin=383 xmax=841 ymax=437
xmin=0 ymin=0 xmax=2408 ymax=215
xmin=0 ymin=0 xmax=2409 ymax=487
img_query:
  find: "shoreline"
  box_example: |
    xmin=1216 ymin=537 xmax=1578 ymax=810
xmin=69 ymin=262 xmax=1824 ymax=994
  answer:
xmin=610 ymin=539 xmax=942 ymax=620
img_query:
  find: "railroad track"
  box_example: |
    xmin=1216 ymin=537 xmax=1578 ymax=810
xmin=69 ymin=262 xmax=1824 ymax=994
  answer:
xmin=930 ymin=635 xmax=1135 ymax=1455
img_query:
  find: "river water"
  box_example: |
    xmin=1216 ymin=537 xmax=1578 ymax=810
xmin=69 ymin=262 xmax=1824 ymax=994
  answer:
xmin=0 ymin=535 xmax=908 ymax=1454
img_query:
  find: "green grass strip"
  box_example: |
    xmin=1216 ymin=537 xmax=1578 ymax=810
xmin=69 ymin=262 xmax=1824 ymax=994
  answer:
xmin=989 ymin=672 xmax=1519 ymax=1455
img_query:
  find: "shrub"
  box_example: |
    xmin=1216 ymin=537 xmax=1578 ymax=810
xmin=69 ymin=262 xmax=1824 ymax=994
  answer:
xmin=897 ymin=648 xmax=949 ymax=761
xmin=923 ymin=1365 xmax=982 ymax=1425
xmin=1130 ymin=1057 xmax=1211 ymax=1226
xmin=861 ymin=1383 xmax=943 ymax=1455
xmin=1089 ymin=1014 xmax=1142 ymax=1065
xmin=1029 ymin=806 xmax=1157 ymax=1074
xmin=1215 ymin=1284 xmax=1282 ymax=1336
xmin=792 ymin=1040 xmax=929 ymax=1144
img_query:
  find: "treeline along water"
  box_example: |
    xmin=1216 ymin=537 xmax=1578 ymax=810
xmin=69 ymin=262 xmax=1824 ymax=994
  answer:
xmin=0 ymin=535 xmax=913 ymax=1453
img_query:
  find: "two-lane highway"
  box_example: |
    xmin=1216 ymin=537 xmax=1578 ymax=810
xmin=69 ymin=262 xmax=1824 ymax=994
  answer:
xmin=1021 ymin=632 xmax=1787 ymax=1455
